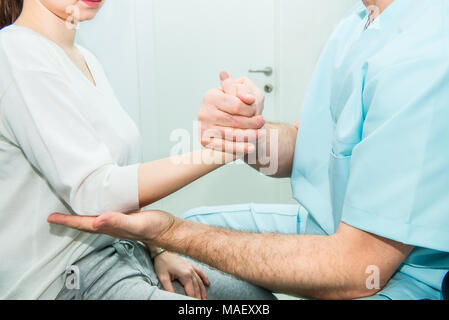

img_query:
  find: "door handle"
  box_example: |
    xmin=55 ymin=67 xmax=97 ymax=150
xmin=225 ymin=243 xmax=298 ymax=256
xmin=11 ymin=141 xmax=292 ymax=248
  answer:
xmin=248 ymin=67 xmax=273 ymax=76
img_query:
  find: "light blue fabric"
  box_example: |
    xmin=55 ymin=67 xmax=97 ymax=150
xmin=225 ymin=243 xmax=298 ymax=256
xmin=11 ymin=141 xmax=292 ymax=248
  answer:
xmin=291 ymin=0 xmax=449 ymax=299
xmin=184 ymin=203 xmax=301 ymax=234
xmin=184 ymin=0 xmax=449 ymax=300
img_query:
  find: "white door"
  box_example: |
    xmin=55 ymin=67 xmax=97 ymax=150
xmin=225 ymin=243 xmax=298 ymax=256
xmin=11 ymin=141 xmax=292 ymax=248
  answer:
xmin=142 ymin=0 xmax=279 ymax=121
xmin=78 ymin=0 xmax=355 ymax=215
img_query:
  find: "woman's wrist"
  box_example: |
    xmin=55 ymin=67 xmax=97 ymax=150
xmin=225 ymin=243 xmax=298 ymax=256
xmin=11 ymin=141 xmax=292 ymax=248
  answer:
xmin=150 ymin=247 xmax=167 ymax=259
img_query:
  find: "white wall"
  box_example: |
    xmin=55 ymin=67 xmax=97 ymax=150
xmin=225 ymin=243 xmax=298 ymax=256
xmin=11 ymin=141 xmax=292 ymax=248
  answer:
xmin=278 ymin=0 xmax=357 ymax=123
xmin=78 ymin=0 xmax=357 ymax=216
xmin=78 ymin=1 xmax=140 ymax=124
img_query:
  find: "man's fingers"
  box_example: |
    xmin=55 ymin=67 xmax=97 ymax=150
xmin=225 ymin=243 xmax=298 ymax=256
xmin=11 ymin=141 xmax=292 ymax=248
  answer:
xmin=47 ymin=213 xmax=98 ymax=232
xmin=220 ymin=71 xmax=256 ymax=106
xmin=220 ymin=71 xmax=237 ymax=96
xmin=203 ymin=90 xmax=256 ymax=117
xmin=219 ymin=70 xmax=231 ymax=82
xmin=204 ymin=92 xmax=256 ymax=117
xmin=47 ymin=212 xmax=145 ymax=241
xmin=235 ymin=84 xmax=256 ymax=106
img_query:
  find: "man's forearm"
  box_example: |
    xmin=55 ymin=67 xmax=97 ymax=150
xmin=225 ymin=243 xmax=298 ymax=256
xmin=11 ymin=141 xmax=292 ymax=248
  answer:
xmin=246 ymin=122 xmax=298 ymax=178
xmin=151 ymin=218 xmax=377 ymax=300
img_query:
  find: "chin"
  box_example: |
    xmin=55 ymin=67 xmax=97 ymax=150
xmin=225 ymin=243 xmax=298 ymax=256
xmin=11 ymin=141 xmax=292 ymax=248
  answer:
xmin=79 ymin=0 xmax=104 ymax=10
xmin=77 ymin=0 xmax=104 ymax=21
xmin=78 ymin=10 xmax=101 ymax=22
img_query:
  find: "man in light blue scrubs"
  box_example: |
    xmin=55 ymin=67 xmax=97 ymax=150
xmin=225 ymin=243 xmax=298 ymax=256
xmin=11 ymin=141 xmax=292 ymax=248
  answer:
xmin=49 ymin=0 xmax=449 ymax=299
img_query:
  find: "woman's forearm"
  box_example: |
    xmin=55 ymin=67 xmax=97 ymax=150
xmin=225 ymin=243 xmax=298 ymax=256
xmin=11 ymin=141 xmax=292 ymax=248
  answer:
xmin=138 ymin=149 xmax=234 ymax=207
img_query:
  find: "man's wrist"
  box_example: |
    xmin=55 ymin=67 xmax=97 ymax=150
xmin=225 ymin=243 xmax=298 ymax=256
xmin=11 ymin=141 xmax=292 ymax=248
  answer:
xmin=146 ymin=215 xmax=183 ymax=249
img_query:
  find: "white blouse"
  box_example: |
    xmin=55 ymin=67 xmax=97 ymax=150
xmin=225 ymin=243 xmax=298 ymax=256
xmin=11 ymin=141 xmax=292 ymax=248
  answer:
xmin=0 ymin=25 xmax=142 ymax=299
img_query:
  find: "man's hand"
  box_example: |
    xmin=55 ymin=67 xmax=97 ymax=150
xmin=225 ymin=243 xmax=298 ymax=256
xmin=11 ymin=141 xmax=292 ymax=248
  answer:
xmin=219 ymin=71 xmax=265 ymax=116
xmin=47 ymin=210 xmax=176 ymax=243
xmin=199 ymin=71 xmax=266 ymax=154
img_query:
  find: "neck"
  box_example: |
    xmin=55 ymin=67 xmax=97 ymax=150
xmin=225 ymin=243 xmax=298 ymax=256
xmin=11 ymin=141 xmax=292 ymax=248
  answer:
xmin=363 ymin=0 xmax=395 ymax=26
xmin=363 ymin=0 xmax=395 ymax=12
xmin=14 ymin=0 xmax=77 ymax=49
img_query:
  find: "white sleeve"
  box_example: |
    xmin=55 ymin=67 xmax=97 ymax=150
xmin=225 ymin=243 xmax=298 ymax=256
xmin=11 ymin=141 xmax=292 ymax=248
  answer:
xmin=1 ymin=69 xmax=140 ymax=215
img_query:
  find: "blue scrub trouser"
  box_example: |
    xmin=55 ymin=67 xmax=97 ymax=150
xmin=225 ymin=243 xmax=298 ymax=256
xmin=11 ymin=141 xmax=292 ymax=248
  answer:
xmin=183 ymin=203 xmax=442 ymax=300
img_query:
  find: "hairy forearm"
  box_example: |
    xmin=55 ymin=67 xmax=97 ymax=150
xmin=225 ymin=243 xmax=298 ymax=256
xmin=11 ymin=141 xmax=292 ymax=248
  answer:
xmin=151 ymin=218 xmax=376 ymax=300
xmin=246 ymin=122 xmax=298 ymax=178
xmin=138 ymin=150 xmax=233 ymax=207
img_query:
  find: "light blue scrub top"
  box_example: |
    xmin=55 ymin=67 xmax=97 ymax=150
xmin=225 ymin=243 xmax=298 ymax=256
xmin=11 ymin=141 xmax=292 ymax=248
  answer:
xmin=291 ymin=0 xmax=449 ymax=299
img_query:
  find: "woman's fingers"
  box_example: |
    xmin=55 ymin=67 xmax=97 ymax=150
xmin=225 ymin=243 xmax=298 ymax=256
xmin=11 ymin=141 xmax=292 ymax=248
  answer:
xmin=201 ymin=126 xmax=261 ymax=144
xmin=179 ymin=277 xmax=199 ymax=299
xmin=206 ymin=138 xmax=256 ymax=154
xmin=195 ymin=273 xmax=208 ymax=300
xmin=201 ymin=106 xmax=264 ymax=129
xmin=177 ymin=269 xmax=209 ymax=300
xmin=191 ymin=275 xmax=203 ymax=299
xmin=194 ymin=266 xmax=210 ymax=287
xmin=193 ymin=266 xmax=209 ymax=300
xmin=158 ymin=272 xmax=176 ymax=293
xmin=219 ymin=126 xmax=265 ymax=142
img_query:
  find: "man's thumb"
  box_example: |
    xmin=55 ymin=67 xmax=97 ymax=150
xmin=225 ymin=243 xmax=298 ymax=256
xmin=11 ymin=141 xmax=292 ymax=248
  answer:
xmin=219 ymin=70 xmax=237 ymax=96
xmin=219 ymin=70 xmax=231 ymax=82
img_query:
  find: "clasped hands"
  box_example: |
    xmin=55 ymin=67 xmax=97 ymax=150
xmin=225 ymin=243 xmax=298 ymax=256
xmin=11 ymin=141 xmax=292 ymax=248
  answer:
xmin=199 ymin=71 xmax=266 ymax=155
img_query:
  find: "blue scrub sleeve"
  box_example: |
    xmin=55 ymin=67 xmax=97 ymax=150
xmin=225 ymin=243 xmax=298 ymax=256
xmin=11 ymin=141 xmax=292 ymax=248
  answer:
xmin=340 ymin=52 xmax=449 ymax=252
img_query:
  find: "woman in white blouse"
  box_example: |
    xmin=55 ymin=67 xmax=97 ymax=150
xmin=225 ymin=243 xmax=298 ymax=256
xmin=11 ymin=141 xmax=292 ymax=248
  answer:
xmin=0 ymin=0 xmax=272 ymax=300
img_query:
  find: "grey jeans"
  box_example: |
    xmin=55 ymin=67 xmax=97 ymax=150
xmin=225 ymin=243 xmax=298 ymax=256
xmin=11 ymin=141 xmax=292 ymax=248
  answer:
xmin=56 ymin=240 xmax=276 ymax=300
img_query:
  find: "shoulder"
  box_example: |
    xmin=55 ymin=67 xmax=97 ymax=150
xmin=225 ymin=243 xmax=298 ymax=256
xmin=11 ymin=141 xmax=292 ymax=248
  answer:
xmin=322 ymin=2 xmax=366 ymax=56
xmin=0 ymin=25 xmax=62 ymax=74
xmin=362 ymin=2 xmax=449 ymax=117
xmin=369 ymin=1 xmax=448 ymax=76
